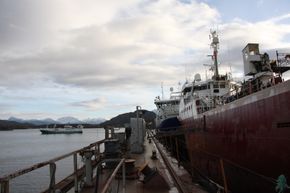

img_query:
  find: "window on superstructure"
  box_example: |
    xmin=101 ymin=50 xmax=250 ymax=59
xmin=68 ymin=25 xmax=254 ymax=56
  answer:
xmin=201 ymin=84 xmax=207 ymax=90
xmin=220 ymin=82 xmax=226 ymax=88
xmin=213 ymin=83 xmax=219 ymax=88
xmin=194 ymin=84 xmax=207 ymax=91
xmin=183 ymin=87 xmax=191 ymax=95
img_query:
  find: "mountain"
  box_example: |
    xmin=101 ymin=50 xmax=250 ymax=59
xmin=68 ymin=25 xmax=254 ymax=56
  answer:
xmin=0 ymin=120 xmax=35 ymax=130
xmin=26 ymin=119 xmax=60 ymax=126
xmin=82 ymin=118 xmax=107 ymax=124
xmin=5 ymin=111 xmax=155 ymax=128
xmin=57 ymin=117 xmax=81 ymax=124
xmin=7 ymin=116 xmax=108 ymax=126
xmin=8 ymin=117 xmax=59 ymax=126
xmin=8 ymin=117 xmax=25 ymax=123
xmin=99 ymin=110 xmax=156 ymax=128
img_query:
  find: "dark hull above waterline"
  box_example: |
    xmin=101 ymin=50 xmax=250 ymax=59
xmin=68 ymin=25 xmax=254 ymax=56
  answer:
xmin=181 ymin=80 xmax=290 ymax=193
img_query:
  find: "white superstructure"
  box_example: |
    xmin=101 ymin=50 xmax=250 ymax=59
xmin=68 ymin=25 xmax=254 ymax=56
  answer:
xmin=178 ymin=31 xmax=238 ymax=121
xmin=154 ymin=90 xmax=181 ymax=128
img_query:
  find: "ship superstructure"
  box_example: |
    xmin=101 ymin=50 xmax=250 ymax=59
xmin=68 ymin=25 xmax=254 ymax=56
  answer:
xmin=154 ymin=89 xmax=181 ymax=130
xmin=179 ymin=31 xmax=240 ymax=121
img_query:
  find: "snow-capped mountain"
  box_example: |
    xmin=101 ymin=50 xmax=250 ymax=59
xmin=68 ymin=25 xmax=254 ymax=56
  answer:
xmin=8 ymin=117 xmax=58 ymax=125
xmin=82 ymin=118 xmax=106 ymax=124
xmin=57 ymin=117 xmax=81 ymax=124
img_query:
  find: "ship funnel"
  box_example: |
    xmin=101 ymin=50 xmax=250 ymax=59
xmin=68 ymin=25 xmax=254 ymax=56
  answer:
xmin=194 ymin=73 xmax=201 ymax=82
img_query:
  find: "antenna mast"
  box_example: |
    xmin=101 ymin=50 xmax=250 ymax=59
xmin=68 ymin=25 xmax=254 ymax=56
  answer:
xmin=210 ymin=30 xmax=220 ymax=79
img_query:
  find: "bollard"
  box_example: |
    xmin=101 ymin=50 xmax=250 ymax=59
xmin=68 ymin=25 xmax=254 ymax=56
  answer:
xmin=151 ymin=150 xmax=157 ymax=160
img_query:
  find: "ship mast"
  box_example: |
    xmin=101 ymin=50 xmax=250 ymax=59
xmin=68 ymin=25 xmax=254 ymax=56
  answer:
xmin=210 ymin=30 xmax=219 ymax=79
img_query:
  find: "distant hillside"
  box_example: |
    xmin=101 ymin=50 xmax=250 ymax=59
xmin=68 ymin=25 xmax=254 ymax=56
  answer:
xmin=99 ymin=110 xmax=156 ymax=128
xmin=0 ymin=120 xmax=35 ymax=130
xmin=7 ymin=116 xmax=106 ymax=125
xmin=1 ymin=110 xmax=156 ymax=130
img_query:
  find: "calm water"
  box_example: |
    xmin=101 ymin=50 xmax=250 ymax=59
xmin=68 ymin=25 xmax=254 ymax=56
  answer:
xmin=0 ymin=128 xmax=105 ymax=193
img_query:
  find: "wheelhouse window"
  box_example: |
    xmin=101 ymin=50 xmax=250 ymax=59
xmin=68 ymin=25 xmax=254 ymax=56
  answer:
xmin=219 ymin=82 xmax=226 ymax=88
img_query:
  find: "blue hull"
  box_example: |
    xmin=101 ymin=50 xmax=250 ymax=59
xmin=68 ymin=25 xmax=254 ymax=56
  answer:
xmin=157 ymin=117 xmax=180 ymax=131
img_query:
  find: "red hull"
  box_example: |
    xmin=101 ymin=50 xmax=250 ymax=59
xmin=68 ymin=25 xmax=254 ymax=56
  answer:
xmin=181 ymin=80 xmax=290 ymax=193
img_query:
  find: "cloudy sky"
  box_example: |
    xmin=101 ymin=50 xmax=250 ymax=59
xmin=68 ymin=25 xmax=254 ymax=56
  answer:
xmin=1 ymin=0 xmax=290 ymax=120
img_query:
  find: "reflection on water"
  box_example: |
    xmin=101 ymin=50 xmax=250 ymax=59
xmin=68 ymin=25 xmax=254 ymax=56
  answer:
xmin=0 ymin=128 xmax=105 ymax=193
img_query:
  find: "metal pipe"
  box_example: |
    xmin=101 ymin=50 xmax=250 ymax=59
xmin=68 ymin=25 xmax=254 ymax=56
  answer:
xmin=49 ymin=162 xmax=56 ymax=193
xmin=220 ymin=159 xmax=228 ymax=193
xmin=136 ymin=106 xmax=140 ymax=141
xmin=175 ymin=138 xmax=180 ymax=167
xmin=0 ymin=180 xmax=9 ymax=193
xmin=73 ymin=154 xmax=78 ymax=193
xmin=94 ymin=158 xmax=124 ymax=193
xmin=122 ymin=161 xmax=126 ymax=193
xmin=83 ymin=150 xmax=94 ymax=186
xmin=100 ymin=158 xmax=125 ymax=193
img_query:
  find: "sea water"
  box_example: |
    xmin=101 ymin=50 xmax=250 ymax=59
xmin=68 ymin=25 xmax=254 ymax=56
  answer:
xmin=0 ymin=128 xmax=105 ymax=193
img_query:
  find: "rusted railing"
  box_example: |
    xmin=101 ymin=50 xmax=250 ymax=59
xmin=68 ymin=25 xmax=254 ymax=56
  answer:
xmin=99 ymin=158 xmax=126 ymax=193
xmin=0 ymin=139 xmax=105 ymax=193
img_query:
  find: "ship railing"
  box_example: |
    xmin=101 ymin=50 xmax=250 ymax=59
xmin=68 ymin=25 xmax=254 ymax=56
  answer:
xmin=196 ymin=97 xmax=216 ymax=114
xmin=0 ymin=139 xmax=105 ymax=193
xmin=222 ymin=79 xmax=262 ymax=104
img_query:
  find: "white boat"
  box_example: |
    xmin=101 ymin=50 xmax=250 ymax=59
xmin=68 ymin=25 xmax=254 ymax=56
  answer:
xmin=40 ymin=124 xmax=83 ymax=134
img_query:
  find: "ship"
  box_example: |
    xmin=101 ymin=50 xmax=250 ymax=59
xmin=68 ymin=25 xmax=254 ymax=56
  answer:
xmin=175 ymin=31 xmax=290 ymax=193
xmin=40 ymin=124 xmax=83 ymax=134
xmin=154 ymin=88 xmax=181 ymax=131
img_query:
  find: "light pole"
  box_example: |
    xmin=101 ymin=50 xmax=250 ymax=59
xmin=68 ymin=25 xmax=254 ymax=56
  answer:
xmin=136 ymin=106 xmax=141 ymax=140
xmin=136 ymin=106 xmax=142 ymax=152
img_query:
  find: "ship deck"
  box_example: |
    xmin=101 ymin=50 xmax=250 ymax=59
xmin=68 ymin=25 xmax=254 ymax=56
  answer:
xmin=80 ymin=136 xmax=207 ymax=193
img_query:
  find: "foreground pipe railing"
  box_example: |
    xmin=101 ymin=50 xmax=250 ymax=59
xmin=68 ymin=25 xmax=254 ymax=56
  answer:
xmin=0 ymin=139 xmax=105 ymax=193
xmin=99 ymin=158 xmax=126 ymax=193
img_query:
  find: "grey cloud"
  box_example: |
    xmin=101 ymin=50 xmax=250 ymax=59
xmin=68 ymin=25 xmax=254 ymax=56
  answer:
xmin=1 ymin=0 xmax=290 ymax=93
xmin=70 ymin=98 xmax=107 ymax=110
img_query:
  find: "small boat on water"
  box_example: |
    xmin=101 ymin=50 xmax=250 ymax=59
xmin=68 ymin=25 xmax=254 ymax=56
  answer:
xmin=40 ymin=124 xmax=83 ymax=134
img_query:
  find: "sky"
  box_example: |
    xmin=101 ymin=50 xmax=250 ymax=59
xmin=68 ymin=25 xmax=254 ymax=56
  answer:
xmin=0 ymin=0 xmax=290 ymax=120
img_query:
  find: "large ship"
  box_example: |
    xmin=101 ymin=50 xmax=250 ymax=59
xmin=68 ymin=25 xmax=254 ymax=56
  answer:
xmin=177 ymin=31 xmax=290 ymax=193
xmin=154 ymin=88 xmax=181 ymax=131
